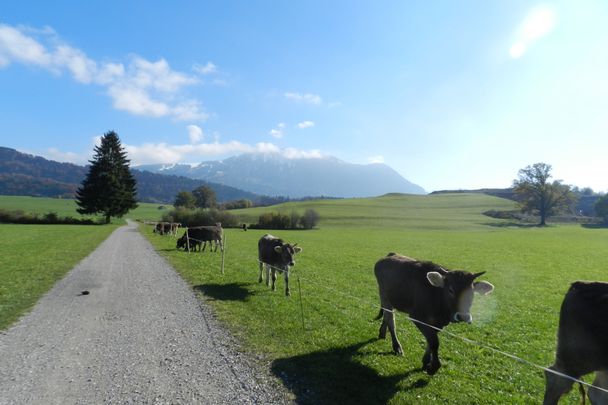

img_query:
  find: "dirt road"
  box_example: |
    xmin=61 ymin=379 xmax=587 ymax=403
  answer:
xmin=0 ymin=221 xmax=291 ymax=404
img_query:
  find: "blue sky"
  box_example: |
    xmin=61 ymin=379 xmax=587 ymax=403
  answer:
xmin=1 ymin=1 xmax=606 ymax=193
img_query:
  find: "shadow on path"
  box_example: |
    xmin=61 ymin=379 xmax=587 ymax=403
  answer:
xmin=193 ymin=283 xmax=254 ymax=302
xmin=272 ymin=338 xmax=426 ymax=405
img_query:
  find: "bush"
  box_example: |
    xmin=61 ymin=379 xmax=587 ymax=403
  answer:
xmin=162 ymin=207 xmax=238 ymax=228
xmin=250 ymin=209 xmax=320 ymax=230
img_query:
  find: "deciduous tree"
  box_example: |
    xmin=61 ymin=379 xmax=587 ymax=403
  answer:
xmin=192 ymin=185 xmax=217 ymax=208
xmin=512 ymin=163 xmax=577 ymax=226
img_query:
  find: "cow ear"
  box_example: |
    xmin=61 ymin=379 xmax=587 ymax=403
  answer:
xmin=274 ymin=246 xmax=283 ymax=253
xmin=294 ymin=246 xmax=302 ymax=253
xmin=426 ymin=272 xmax=445 ymax=288
xmin=473 ymin=281 xmax=494 ymax=295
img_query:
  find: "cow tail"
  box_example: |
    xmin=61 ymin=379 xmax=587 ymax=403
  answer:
xmin=374 ymin=308 xmax=384 ymax=320
xmin=578 ymin=382 xmax=586 ymax=405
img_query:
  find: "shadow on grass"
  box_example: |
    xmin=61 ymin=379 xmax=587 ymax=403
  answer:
xmin=483 ymin=222 xmax=542 ymax=228
xmin=193 ymin=283 xmax=254 ymax=302
xmin=581 ymin=223 xmax=608 ymax=229
xmin=272 ymin=338 xmax=426 ymax=405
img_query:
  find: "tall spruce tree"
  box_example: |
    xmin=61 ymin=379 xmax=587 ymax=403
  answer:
xmin=76 ymin=131 xmax=138 ymax=223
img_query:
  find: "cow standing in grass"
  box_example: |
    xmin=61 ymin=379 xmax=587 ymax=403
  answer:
xmin=258 ymin=234 xmax=302 ymax=296
xmin=543 ymin=281 xmax=608 ymax=405
xmin=176 ymin=224 xmax=223 ymax=252
xmin=374 ymin=253 xmax=494 ymax=375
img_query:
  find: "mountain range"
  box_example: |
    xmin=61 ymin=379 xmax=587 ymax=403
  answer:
xmin=137 ymin=154 xmax=425 ymax=198
xmin=0 ymin=146 xmax=425 ymax=202
xmin=0 ymin=147 xmax=258 ymax=203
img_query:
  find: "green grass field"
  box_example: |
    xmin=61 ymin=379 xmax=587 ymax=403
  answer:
xmin=143 ymin=193 xmax=608 ymax=404
xmin=0 ymin=224 xmax=117 ymax=330
xmin=0 ymin=195 xmax=167 ymax=224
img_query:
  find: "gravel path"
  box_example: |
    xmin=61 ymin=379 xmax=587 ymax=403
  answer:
xmin=0 ymin=221 xmax=292 ymax=404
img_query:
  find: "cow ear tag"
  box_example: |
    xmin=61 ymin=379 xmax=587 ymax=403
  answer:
xmin=427 ymin=272 xmax=445 ymax=288
xmin=473 ymin=281 xmax=494 ymax=295
xmin=274 ymin=246 xmax=283 ymax=253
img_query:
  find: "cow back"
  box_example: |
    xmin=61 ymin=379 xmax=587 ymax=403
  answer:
xmin=258 ymin=234 xmax=285 ymax=267
xmin=556 ymin=281 xmax=608 ymax=376
xmin=375 ymin=255 xmax=447 ymax=324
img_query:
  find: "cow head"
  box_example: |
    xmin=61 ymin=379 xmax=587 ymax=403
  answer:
xmin=426 ymin=270 xmax=494 ymax=323
xmin=273 ymin=243 xmax=302 ymax=268
xmin=176 ymin=235 xmax=186 ymax=250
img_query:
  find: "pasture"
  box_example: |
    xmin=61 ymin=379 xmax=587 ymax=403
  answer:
xmin=0 ymin=195 xmax=167 ymax=224
xmin=143 ymin=193 xmax=608 ymax=404
xmin=0 ymin=224 xmax=117 ymax=330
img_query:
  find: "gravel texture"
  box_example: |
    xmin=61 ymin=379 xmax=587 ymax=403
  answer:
xmin=0 ymin=221 xmax=293 ymax=404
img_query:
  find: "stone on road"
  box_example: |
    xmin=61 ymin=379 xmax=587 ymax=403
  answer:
xmin=0 ymin=221 xmax=291 ymax=404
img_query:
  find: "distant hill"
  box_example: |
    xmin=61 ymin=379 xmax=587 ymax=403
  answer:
xmin=0 ymin=147 xmax=259 ymax=203
xmin=137 ymin=153 xmax=426 ymax=198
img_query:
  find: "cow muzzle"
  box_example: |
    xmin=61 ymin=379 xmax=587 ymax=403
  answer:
xmin=453 ymin=312 xmax=473 ymax=324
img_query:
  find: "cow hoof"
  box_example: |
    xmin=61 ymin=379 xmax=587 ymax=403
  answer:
xmin=285 ymin=291 xmax=291 ymax=297
xmin=258 ymin=278 xmax=263 ymax=283
xmin=423 ymin=362 xmax=440 ymax=375
xmin=393 ymin=347 xmax=404 ymax=356
xmin=378 ymin=333 xmax=386 ymax=340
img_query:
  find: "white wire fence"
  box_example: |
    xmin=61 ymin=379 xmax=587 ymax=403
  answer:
xmin=257 ymin=260 xmax=608 ymax=397
xmin=149 ymin=223 xmax=607 ymax=397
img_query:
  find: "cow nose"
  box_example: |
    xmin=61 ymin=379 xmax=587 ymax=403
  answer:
xmin=454 ymin=313 xmax=473 ymax=323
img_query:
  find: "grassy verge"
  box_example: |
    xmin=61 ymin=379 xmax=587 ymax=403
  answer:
xmin=0 ymin=195 xmax=166 ymax=224
xmin=0 ymin=224 xmax=117 ymax=330
xmin=143 ymin=194 xmax=608 ymax=404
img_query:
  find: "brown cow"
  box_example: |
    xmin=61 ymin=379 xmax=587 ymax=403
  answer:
xmin=374 ymin=253 xmax=494 ymax=375
xmin=258 ymin=234 xmax=302 ymax=296
xmin=543 ymin=281 xmax=608 ymax=404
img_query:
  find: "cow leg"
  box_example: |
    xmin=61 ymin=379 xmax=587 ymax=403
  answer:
xmin=284 ymin=268 xmax=290 ymax=296
xmin=258 ymin=261 xmax=264 ymax=283
xmin=589 ymin=371 xmax=608 ymax=405
xmin=265 ymin=265 xmax=271 ymax=287
xmin=378 ymin=317 xmax=388 ymax=340
xmin=271 ymin=268 xmax=277 ymax=291
xmin=384 ymin=310 xmax=403 ymax=355
xmin=543 ymin=366 xmax=576 ymax=405
xmin=415 ymin=323 xmax=441 ymax=375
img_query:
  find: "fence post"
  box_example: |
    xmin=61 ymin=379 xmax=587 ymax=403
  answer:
xmin=221 ymin=233 xmax=226 ymax=275
xmin=186 ymin=230 xmax=190 ymax=253
xmin=297 ymin=275 xmax=305 ymax=330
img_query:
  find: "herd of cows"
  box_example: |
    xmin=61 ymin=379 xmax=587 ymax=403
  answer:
xmin=150 ymin=222 xmax=608 ymax=404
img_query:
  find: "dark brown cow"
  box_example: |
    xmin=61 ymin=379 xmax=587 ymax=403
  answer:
xmin=374 ymin=253 xmax=494 ymax=375
xmin=543 ymin=281 xmax=608 ymax=405
xmin=258 ymin=234 xmax=302 ymax=296
xmin=176 ymin=224 xmax=223 ymax=252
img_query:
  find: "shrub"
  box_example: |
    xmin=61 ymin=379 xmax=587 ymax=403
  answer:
xmin=162 ymin=207 xmax=238 ymax=228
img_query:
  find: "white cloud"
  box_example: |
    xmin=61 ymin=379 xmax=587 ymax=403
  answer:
xmin=510 ymin=5 xmax=558 ymax=59
xmin=0 ymin=24 xmax=52 ymax=67
xmin=187 ymin=125 xmax=204 ymax=144
xmin=284 ymin=92 xmax=322 ymax=105
xmin=0 ymin=23 xmax=207 ymax=121
xmin=193 ymin=61 xmax=217 ymax=75
xmin=269 ymin=122 xmax=286 ymax=138
xmin=37 ymin=139 xmax=325 ymax=166
xmin=367 ymin=155 xmax=385 ymax=164
xmin=297 ymin=120 xmax=315 ymax=129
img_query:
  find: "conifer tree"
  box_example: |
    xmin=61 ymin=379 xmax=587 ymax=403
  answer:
xmin=76 ymin=131 xmax=138 ymax=223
